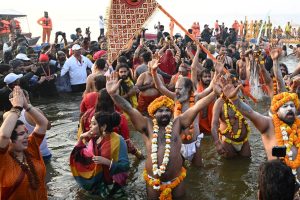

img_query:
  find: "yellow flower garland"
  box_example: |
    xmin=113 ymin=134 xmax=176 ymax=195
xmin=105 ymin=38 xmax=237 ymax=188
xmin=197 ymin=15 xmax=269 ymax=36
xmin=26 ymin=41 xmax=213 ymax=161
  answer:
xmin=219 ymin=101 xmax=250 ymax=145
xmin=143 ymin=167 xmax=187 ymax=200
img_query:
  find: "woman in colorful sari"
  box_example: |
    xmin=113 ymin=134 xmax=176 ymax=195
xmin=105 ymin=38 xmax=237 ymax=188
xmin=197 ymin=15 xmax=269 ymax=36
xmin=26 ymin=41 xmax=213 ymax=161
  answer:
xmin=70 ymin=111 xmax=130 ymax=198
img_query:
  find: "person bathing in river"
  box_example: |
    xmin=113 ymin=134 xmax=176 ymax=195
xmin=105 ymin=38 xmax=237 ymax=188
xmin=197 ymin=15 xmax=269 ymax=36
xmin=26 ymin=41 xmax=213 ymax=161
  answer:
xmin=70 ymin=111 xmax=129 ymax=198
xmin=106 ymin=69 xmax=220 ymax=199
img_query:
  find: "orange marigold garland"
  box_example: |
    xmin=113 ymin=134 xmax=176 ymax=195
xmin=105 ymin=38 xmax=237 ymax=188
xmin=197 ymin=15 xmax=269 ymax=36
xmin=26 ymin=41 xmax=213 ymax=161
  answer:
xmin=174 ymin=94 xmax=195 ymax=141
xmin=143 ymin=167 xmax=187 ymax=200
xmin=273 ymin=114 xmax=300 ymax=182
xmin=271 ymin=92 xmax=299 ymax=113
xmin=148 ymin=96 xmax=174 ymax=118
xmin=273 ymin=77 xmax=278 ymax=95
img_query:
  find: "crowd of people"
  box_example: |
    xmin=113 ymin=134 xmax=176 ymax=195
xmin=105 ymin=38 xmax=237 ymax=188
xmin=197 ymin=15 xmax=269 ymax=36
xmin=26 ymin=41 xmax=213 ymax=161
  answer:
xmin=2 ymin=15 xmax=300 ymax=199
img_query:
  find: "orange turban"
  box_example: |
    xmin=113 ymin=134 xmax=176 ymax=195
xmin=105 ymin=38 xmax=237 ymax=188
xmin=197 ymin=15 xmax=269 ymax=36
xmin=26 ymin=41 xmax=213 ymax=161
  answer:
xmin=147 ymin=96 xmax=174 ymax=118
xmin=271 ymin=92 xmax=299 ymax=113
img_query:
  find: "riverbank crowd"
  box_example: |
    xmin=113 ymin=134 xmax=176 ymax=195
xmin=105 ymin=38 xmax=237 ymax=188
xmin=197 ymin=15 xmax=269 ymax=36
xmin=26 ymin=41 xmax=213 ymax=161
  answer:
xmin=2 ymin=13 xmax=300 ymax=199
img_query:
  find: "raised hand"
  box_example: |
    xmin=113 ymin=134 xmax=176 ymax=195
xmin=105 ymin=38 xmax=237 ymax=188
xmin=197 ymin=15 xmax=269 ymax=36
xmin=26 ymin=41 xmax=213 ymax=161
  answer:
xmin=270 ymin=48 xmax=281 ymax=60
xmin=148 ymin=59 xmax=160 ymax=71
xmin=221 ymin=75 xmax=242 ymax=99
xmin=9 ymin=86 xmax=24 ymax=108
xmin=106 ymin=72 xmax=121 ymax=95
xmin=211 ymin=73 xmax=222 ymax=95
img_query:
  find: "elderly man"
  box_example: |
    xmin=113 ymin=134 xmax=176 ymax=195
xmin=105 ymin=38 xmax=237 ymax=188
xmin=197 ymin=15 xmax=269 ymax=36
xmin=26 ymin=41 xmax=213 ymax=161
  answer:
xmin=106 ymin=72 xmax=219 ymax=199
xmin=61 ymin=44 xmax=93 ymax=92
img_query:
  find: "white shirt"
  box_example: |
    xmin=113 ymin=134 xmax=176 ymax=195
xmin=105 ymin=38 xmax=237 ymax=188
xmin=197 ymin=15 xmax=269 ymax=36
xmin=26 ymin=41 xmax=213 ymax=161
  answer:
xmin=19 ymin=110 xmax=51 ymax=157
xmin=61 ymin=55 xmax=93 ymax=85
xmin=99 ymin=18 xmax=104 ymax=29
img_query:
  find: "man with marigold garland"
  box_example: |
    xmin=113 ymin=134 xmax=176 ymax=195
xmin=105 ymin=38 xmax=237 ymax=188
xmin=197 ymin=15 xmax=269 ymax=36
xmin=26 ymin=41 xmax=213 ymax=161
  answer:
xmin=105 ymin=71 xmax=220 ymax=199
xmin=221 ymin=49 xmax=300 ymax=182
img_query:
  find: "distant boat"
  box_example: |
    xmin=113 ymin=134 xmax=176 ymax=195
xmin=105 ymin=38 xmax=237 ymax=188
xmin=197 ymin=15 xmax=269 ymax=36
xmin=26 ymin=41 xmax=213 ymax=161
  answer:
xmin=0 ymin=9 xmax=40 ymax=46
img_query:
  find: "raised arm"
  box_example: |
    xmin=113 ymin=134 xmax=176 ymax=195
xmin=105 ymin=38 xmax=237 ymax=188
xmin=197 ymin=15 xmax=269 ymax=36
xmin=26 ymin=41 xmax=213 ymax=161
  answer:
xmin=106 ymin=73 xmax=148 ymax=134
xmin=0 ymin=87 xmax=24 ymax=148
xmin=149 ymin=59 xmax=176 ymax=99
xmin=222 ymin=79 xmax=272 ymax=134
xmin=271 ymin=49 xmax=287 ymax=93
xmin=191 ymin=45 xmax=202 ymax=90
xmin=180 ymin=91 xmax=216 ymax=129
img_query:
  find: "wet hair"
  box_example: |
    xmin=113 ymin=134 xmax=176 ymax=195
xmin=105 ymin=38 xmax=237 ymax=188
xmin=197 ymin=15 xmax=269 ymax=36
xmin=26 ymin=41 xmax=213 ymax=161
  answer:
xmin=141 ymin=51 xmax=152 ymax=63
xmin=279 ymin=63 xmax=289 ymax=75
xmin=200 ymin=68 xmax=211 ymax=78
xmin=258 ymin=160 xmax=295 ymax=200
xmin=94 ymin=75 xmax=106 ymax=91
xmin=95 ymin=58 xmax=106 ymax=70
xmin=118 ymin=56 xmax=128 ymax=64
xmin=11 ymin=120 xmax=25 ymax=141
xmin=203 ymin=59 xmax=214 ymax=70
xmin=116 ymin=62 xmax=129 ymax=72
xmin=180 ymin=77 xmax=194 ymax=94
xmin=96 ymin=88 xmax=114 ymax=113
xmin=94 ymin=111 xmax=121 ymax=132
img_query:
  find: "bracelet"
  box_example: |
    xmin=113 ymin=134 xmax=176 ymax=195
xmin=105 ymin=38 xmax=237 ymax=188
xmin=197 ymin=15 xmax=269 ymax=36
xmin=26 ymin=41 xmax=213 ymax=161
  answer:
xmin=13 ymin=106 xmax=23 ymax=112
xmin=109 ymin=159 xmax=113 ymax=170
xmin=229 ymin=96 xmax=238 ymax=101
xmin=10 ymin=107 xmax=21 ymax=117
xmin=25 ymin=105 xmax=33 ymax=112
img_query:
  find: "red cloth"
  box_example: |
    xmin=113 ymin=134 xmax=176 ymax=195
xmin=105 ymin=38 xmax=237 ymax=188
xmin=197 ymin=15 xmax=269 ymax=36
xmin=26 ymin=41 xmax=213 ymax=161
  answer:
xmin=158 ymin=49 xmax=176 ymax=83
xmin=39 ymin=54 xmax=49 ymax=62
xmin=137 ymin=93 xmax=160 ymax=114
xmin=80 ymin=92 xmax=99 ymax=114
xmin=93 ymin=50 xmax=107 ymax=61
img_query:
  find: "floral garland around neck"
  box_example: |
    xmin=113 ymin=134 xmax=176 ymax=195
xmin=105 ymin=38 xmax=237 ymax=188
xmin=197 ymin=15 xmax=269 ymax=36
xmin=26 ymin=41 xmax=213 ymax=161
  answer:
xmin=151 ymin=118 xmax=173 ymax=190
xmin=220 ymin=100 xmax=250 ymax=144
xmin=273 ymin=114 xmax=300 ymax=183
xmin=174 ymin=94 xmax=195 ymax=141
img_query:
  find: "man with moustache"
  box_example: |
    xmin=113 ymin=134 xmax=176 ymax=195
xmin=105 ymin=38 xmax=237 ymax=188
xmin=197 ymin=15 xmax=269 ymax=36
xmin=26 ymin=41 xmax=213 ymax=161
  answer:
xmin=116 ymin=62 xmax=138 ymax=108
xmin=151 ymin=58 xmax=215 ymax=166
xmin=221 ymin=71 xmax=300 ymax=180
xmin=106 ymin=69 xmax=219 ymax=199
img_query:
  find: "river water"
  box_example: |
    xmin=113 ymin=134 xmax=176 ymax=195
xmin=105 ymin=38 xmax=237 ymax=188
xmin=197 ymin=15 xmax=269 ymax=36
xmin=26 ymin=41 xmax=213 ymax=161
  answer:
xmin=34 ymin=56 xmax=298 ymax=200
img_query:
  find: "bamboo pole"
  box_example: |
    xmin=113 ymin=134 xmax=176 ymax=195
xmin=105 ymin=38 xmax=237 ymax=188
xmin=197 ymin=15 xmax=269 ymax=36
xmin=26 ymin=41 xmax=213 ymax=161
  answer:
xmin=157 ymin=4 xmax=257 ymax=103
xmin=157 ymin=4 xmax=217 ymax=62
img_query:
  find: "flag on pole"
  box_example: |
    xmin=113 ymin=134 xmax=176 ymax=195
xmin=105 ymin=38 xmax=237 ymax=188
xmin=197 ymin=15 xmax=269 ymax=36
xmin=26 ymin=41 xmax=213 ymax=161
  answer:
xmin=106 ymin=0 xmax=158 ymax=62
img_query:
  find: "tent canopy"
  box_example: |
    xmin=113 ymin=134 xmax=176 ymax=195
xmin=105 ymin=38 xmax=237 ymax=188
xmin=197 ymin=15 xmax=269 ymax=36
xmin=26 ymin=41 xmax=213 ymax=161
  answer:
xmin=0 ymin=9 xmax=27 ymax=19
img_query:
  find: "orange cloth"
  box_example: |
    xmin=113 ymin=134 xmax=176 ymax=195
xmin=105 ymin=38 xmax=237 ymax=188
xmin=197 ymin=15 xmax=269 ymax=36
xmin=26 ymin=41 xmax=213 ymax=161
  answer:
xmin=197 ymin=82 xmax=214 ymax=134
xmin=37 ymin=17 xmax=52 ymax=29
xmin=0 ymin=20 xmax=11 ymax=34
xmin=37 ymin=17 xmax=52 ymax=43
xmin=137 ymin=93 xmax=160 ymax=114
xmin=0 ymin=132 xmax=47 ymax=200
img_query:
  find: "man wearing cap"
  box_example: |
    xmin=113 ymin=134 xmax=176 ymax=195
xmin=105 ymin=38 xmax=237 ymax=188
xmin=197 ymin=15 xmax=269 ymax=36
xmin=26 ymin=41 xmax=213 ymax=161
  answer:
xmin=0 ymin=72 xmax=23 ymax=113
xmin=61 ymin=44 xmax=93 ymax=92
xmin=34 ymin=54 xmax=59 ymax=97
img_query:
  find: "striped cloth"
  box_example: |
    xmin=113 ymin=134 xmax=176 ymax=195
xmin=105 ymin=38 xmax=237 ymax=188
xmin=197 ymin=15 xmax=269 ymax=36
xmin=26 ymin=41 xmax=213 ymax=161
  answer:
xmin=70 ymin=132 xmax=129 ymax=197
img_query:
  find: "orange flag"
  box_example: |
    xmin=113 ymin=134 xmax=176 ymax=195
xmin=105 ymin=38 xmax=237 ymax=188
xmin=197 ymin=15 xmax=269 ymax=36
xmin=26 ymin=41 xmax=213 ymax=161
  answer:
xmin=106 ymin=0 xmax=158 ymax=62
